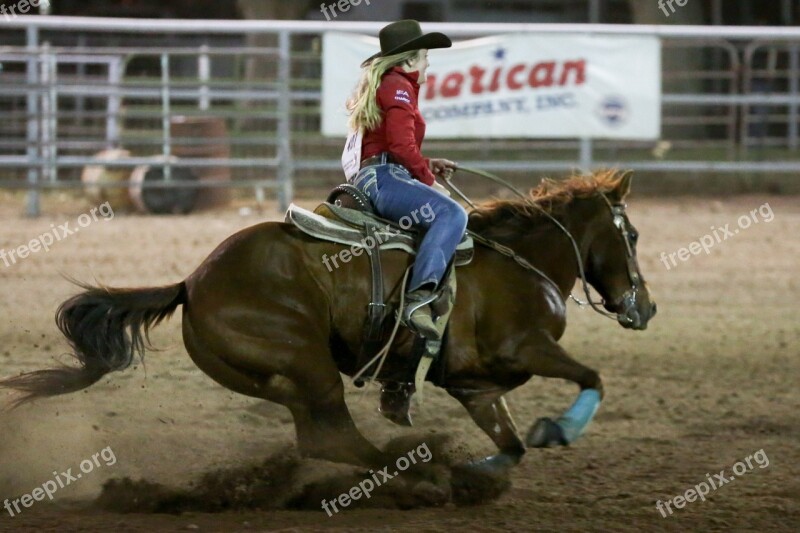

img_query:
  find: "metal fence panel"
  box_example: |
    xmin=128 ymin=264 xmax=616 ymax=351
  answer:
xmin=1 ymin=17 xmax=800 ymax=216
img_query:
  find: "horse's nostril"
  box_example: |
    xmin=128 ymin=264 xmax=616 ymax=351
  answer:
xmin=651 ymin=302 xmax=658 ymax=316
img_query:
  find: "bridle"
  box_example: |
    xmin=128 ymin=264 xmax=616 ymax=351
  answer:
xmin=445 ymin=167 xmax=642 ymax=325
xmin=601 ymin=196 xmax=643 ymax=323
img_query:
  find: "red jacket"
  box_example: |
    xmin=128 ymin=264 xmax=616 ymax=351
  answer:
xmin=361 ymin=67 xmax=436 ymax=186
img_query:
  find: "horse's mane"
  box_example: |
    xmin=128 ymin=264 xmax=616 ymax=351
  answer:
xmin=469 ymin=169 xmax=629 ymax=229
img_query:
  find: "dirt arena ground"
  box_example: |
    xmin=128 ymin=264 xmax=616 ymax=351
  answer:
xmin=0 ymin=189 xmax=798 ymax=532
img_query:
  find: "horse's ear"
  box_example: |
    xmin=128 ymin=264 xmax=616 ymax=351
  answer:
xmin=608 ymin=172 xmax=633 ymax=203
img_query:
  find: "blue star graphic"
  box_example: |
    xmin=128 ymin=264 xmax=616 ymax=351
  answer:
xmin=493 ymin=47 xmax=507 ymax=60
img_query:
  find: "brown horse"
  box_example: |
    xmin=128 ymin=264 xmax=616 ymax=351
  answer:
xmin=1 ymin=170 xmax=655 ymax=472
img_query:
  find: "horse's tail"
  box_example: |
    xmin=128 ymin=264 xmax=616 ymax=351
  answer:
xmin=0 ymin=281 xmax=186 ymax=406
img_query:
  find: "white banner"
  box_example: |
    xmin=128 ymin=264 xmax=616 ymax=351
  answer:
xmin=322 ymin=32 xmax=661 ymax=140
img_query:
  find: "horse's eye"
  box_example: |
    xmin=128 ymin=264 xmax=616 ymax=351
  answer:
xmin=629 ymin=230 xmax=639 ymax=243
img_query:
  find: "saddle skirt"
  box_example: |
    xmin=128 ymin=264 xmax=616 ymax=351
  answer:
xmin=285 ymin=203 xmax=474 ymax=266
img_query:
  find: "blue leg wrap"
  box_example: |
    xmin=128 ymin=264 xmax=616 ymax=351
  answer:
xmin=556 ymin=389 xmax=601 ymax=444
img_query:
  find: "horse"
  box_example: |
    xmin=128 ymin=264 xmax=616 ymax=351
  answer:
xmin=0 ymin=170 xmax=656 ymax=472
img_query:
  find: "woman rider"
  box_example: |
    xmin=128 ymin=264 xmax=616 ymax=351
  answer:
xmin=344 ymin=20 xmax=468 ymax=423
xmin=346 ymin=19 xmax=467 ymax=337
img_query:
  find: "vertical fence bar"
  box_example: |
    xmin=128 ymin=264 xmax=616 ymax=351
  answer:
xmin=277 ymin=30 xmax=294 ymax=212
xmin=106 ymin=58 xmax=122 ymax=149
xmin=588 ymin=0 xmax=601 ymax=23
xmin=39 ymin=43 xmax=51 ymax=184
xmin=711 ymin=0 xmax=723 ymax=25
xmin=161 ymin=53 xmax=172 ymax=180
xmin=740 ymin=44 xmax=755 ymax=158
xmin=76 ymin=34 xmax=87 ymax=126
xmin=579 ymin=138 xmax=593 ymax=173
xmin=47 ymin=50 xmax=58 ymax=182
xmin=25 ymin=26 xmax=40 ymax=217
xmin=198 ymin=44 xmax=210 ymax=111
xmin=782 ymin=0 xmax=793 ymax=25
xmin=724 ymin=43 xmax=739 ymax=160
xmin=789 ymin=45 xmax=798 ymax=151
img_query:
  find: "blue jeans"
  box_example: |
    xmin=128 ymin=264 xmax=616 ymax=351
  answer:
xmin=351 ymin=163 xmax=468 ymax=292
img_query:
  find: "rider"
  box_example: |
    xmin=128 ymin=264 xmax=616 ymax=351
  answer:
xmin=346 ymin=19 xmax=467 ymax=335
xmin=344 ymin=20 xmax=468 ymax=422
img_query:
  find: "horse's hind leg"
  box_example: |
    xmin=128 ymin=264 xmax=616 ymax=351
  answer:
xmin=522 ymin=333 xmax=604 ymax=448
xmin=286 ymin=374 xmax=387 ymax=466
xmin=182 ymin=316 xmax=386 ymax=467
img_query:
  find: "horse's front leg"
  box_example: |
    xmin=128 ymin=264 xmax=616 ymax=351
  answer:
xmin=449 ymin=388 xmax=526 ymax=472
xmin=521 ymin=332 xmax=604 ymax=448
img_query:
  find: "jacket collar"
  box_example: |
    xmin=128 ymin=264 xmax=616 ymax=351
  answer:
xmin=387 ymin=66 xmax=421 ymax=91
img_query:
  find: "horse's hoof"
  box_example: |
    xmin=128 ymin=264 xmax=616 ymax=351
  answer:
xmin=467 ymin=453 xmax=520 ymax=474
xmin=379 ymin=385 xmax=414 ymax=427
xmin=385 ymin=412 xmax=413 ymax=427
xmin=526 ymin=417 xmax=568 ymax=448
xmin=379 ymin=406 xmax=413 ymax=427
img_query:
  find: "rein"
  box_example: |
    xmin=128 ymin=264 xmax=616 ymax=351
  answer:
xmin=444 ymin=166 xmax=625 ymax=323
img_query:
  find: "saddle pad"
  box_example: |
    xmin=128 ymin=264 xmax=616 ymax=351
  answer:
xmin=285 ymin=204 xmax=474 ymax=266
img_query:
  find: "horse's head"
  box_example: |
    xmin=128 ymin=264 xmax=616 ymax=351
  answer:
xmin=468 ymin=171 xmax=656 ymax=329
xmin=584 ymin=173 xmax=656 ymax=330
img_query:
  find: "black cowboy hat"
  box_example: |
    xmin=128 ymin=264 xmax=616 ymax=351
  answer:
xmin=361 ymin=19 xmax=452 ymax=67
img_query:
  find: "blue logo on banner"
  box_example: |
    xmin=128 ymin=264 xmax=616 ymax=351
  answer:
xmin=597 ymin=96 xmax=628 ymax=127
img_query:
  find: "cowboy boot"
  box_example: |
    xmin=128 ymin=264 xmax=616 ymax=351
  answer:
xmin=386 ymin=278 xmax=455 ymax=425
xmin=402 ymin=289 xmax=440 ymax=339
xmin=379 ymin=382 xmax=414 ymax=426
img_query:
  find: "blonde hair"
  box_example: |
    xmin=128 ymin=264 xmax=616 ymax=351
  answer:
xmin=346 ymin=49 xmax=422 ymax=132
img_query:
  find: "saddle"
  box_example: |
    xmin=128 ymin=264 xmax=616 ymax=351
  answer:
xmin=285 ymin=184 xmax=473 ymax=388
xmin=285 ymin=203 xmax=474 ymax=265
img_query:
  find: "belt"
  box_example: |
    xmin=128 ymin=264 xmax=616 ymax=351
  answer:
xmin=360 ymin=153 xmax=395 ymax=169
